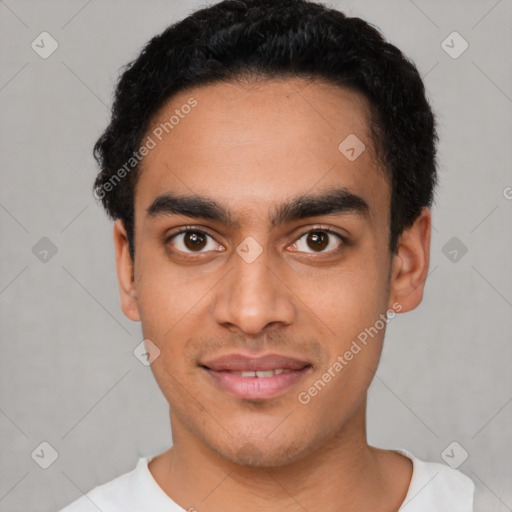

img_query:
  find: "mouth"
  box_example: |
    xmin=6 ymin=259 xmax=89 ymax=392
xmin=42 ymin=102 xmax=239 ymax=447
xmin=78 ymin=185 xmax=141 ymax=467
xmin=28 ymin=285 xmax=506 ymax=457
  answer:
xmin=200 ymin=353 xmax=313 ymax=400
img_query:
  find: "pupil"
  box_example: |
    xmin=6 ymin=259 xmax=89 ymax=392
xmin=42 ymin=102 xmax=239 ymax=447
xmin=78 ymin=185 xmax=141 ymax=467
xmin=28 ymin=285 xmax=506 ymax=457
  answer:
xmin=308 ymin=231 xmax=328 ymax=251
xmin=185 ymin=232 xmax=206 ymax=251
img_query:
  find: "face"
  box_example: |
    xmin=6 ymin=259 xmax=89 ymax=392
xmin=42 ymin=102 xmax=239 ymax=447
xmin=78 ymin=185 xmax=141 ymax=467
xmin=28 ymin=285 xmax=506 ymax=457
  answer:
xmin=113 ymin=77 xmax=430 ymax=467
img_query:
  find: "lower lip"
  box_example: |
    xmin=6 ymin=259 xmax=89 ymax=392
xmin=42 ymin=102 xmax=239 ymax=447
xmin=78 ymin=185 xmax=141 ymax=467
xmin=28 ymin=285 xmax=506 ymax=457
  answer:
xmin=203 ymin=367 xmax=311 ymax=400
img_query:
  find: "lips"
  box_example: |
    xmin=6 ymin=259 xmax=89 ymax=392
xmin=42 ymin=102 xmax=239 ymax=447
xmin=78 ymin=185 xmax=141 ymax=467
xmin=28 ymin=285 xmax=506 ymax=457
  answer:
xmin=200 ymin=353 xmax=311 ymax=372
xmin=200 ymin=353 xmax=312 ymax=400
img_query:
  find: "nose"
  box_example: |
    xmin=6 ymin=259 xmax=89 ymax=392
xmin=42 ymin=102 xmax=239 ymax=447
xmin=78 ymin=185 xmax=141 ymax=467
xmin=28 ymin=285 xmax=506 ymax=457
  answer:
xmin=210 ymin=244 xmax=296 ymax=336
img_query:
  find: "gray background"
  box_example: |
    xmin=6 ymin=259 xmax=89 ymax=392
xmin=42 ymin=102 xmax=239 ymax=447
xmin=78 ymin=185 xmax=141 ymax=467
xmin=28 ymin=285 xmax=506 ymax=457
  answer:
xmin=1 ymin=0 xmax=511 ymax=511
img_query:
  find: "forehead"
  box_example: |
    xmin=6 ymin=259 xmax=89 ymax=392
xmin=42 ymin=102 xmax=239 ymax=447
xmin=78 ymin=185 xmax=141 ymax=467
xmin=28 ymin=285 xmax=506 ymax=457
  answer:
xmin=135 ymin=77 xmax=390 ymax=226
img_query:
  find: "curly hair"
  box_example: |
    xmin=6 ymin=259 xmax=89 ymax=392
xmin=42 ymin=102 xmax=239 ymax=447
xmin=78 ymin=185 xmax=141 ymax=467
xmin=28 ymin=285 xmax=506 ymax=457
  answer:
xmin=93 ymin=0 xmax=438 ymax=261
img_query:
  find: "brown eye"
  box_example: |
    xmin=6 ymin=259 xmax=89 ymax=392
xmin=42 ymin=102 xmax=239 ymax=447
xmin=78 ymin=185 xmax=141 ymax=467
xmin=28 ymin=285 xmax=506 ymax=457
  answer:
xmin=168 ymin=229 xmax=222 ymax=254
xmin=292 ymin=229 xmax=344 ymax=254
xmin=183 ymin=231 xmax=207 ymax=251
xmin=306 ymin=231 xmax=329 ymax=252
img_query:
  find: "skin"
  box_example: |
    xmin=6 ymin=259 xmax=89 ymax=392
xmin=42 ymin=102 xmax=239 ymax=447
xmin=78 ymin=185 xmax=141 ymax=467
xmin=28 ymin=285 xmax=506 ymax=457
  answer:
xmin=113 ymin=77 xmax=431 ymax=512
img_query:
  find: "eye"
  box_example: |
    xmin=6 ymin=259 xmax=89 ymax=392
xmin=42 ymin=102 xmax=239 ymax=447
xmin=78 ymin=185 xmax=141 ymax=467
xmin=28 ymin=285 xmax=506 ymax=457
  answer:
xmin=167 ymin=229 xmax=224 ymax=254
xmin=289 ymin=229 xmax=345 ymax=254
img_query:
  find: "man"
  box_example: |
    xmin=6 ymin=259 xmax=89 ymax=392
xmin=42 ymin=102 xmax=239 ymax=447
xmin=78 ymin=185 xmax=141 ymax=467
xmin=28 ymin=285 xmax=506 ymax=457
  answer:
xmin=60 ymin=0 xmax=475 ymax=510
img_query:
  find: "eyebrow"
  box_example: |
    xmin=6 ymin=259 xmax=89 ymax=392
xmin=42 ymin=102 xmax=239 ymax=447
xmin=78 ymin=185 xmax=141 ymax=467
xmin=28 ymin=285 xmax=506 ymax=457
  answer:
xmin=146 ymin=187 xmax=369 ymax=227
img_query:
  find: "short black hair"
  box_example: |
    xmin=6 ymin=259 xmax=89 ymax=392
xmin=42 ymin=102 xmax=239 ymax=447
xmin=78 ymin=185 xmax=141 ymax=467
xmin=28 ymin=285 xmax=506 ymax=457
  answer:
xmin=93 ymin=0 xmax=437 ymax=262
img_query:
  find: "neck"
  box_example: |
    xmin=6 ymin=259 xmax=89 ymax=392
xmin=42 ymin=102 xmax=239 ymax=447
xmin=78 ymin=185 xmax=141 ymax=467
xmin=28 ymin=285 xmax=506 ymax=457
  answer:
xmin=149 ymin=397 xmax=412 ymax=512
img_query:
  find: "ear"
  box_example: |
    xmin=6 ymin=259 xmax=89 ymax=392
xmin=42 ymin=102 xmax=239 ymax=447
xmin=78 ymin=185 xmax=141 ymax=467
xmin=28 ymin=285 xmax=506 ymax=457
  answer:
xmin=113 ymin=219 xmax=140 ymax=322
xmin=388 ymin=207 xmax=432 ymax=313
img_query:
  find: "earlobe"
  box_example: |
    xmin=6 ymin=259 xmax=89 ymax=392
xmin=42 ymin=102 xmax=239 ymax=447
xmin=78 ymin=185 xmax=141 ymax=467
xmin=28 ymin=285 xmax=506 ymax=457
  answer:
xmin=113 ymin=219 xmax=141 ymax=322
xmin=388 ymin=207 xmax=432 ymax=313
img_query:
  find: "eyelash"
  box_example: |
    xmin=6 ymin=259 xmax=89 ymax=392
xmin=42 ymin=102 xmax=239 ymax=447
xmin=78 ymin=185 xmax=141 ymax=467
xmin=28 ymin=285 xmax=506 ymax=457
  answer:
xmin=165 ymin=225 xmax=348 ymax=257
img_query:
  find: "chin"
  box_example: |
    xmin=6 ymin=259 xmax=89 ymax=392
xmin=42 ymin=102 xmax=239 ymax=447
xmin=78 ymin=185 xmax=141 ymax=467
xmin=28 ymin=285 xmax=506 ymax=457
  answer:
xmin=213 ymin=435 xmax=312 ymax=468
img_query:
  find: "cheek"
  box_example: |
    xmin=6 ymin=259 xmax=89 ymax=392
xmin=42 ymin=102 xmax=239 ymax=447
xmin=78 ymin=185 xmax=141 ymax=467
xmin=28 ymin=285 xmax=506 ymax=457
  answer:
xmin=294 ymin=248 xmax=389 ymax=393
xmin=295 ymin=249 xmax=389 ymax=337
xmin=136 ymin=270 xmax=204 ymax=407
xmin=135 ymin=247 xmax=209 ymax=340
xmin=134 ymin=259 xmax=219 ymax=389
xmin=295 ymin=282 xmax=387 ymax=430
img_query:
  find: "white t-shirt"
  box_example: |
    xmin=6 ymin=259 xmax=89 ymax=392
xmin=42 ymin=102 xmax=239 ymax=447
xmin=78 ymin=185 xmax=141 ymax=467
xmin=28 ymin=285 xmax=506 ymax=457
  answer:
xmin=58 ymin=448 xmax=474 ymax=511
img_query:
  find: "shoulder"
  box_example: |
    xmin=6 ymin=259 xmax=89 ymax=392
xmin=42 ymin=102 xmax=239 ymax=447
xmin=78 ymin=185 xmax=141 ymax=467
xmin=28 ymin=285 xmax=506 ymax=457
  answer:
xmin=396 ymin=448 xmax=475 ymax=512
xmin=57 ymin=457 xmax=149 ymax=512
